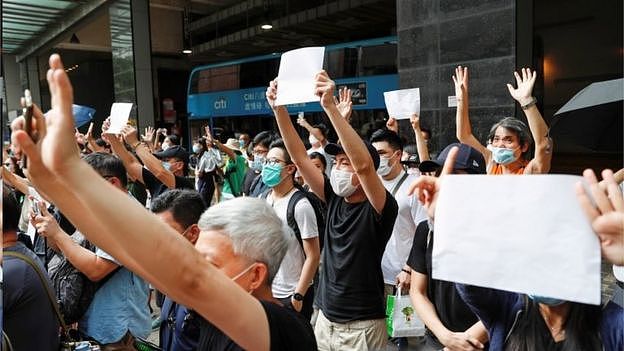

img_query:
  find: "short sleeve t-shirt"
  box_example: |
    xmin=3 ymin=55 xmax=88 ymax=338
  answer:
xmin=316 ymin=178 xmax=398 ymax=322
xmin=196 ymin=300 xmax=317 ymax=350
xmin=3 ymin=242 xmax=60 ymax=351
xmin=142 ymin=167 xmax=194 ymax=200
xmin=267 ymin=188 xmax=319 ymax=298
xmin=407 ymin=221 xmax=479 ymax=335
xmin=381 ymin=170 xmax=428 ymax=284
xmin=222 ymin=155 xmax=248 ymax=196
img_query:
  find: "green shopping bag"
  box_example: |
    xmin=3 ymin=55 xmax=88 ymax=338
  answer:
xmin=386 ymin=287 xmax=425 ymax=337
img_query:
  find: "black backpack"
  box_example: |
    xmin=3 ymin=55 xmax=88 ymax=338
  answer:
xmin=49 ymin=232 xmax=120 ymax=325
xmin=261 ymin=184 xmax=326 ymax=255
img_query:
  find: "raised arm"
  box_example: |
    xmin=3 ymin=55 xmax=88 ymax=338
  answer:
xmin=296 ymin=115 xmax=326 ymax=145
xmin=103 ymin=119 xmax=144 ymax=184
xmin=507 ymin=68 xmax=551 ymax=174
xmin=123 ymin=125 xmax=175 ymax=189
xmin=315 ymin=71 xmax=387 ymax=213
xmin=2 ymin=166 xmax=30 ymax=195
xmin=453 ymin=66 xmax=490 ymax=161
xmin=410 ymin=114 xmax=430 ymax=162
xmin=205 ymin=126 xmax=236 ymax=162
xmin=267 ymin=80 xmax=325 ymax=200
xmin=13 ymin=54 xmax=272 ymax=351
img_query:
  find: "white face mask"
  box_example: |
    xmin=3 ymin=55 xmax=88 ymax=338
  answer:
xmin=161 ymin=143 xmax=171 ymax=151
xmin=376 ymin=156 xmax=395 ymax=177
xmin=309 ymin=134 xmax=319 ymax=145
xmin=330 ymin=168 xmax=358 ymax=197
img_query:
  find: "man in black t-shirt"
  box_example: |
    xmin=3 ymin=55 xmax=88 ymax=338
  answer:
xmin=267 ymin=73 xmax=398 ymax=350
xmin=407 ymin=143 xmax=488 ymax=350
xmin=3 ymin=184 xmax=60 ymax=351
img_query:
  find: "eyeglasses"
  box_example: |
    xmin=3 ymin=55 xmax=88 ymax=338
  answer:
xmin=263 ymin=158 xmax=289 ymax=167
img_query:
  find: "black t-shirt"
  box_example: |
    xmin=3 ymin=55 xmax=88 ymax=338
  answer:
xmin=316 ymin=178 xmax=398 ymax=322
xmin=3 ymin=242 xmax=60 ymax=351
xmin=196 ymin=300 xmax=317 ymax=350
xmin=407 ymin=220 xmax=479 ymax=336
xmin=142 ymin=167 xmax=194 ymax=200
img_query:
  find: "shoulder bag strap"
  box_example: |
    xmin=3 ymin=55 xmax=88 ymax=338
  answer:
xmin=390 ymin=171 xmax=409 ymax=197
xmin=4 ymin=251 xmax=69 ymax=333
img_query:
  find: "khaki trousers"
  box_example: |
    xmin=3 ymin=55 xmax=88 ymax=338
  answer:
xmin=314 ymin=310 xmax=387 ymax=351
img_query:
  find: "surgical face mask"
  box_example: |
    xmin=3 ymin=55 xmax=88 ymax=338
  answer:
xmin=231 ymin=263 xmax=256 ymax=282
xmin=488 ymin=144 xmax=519 ymax=165
xmin=528 ymin=294 xmax=566 ymax=307
xmin=309 ymin=134 xmax=319 ymax=145
xmin=330 ymin=168 xmax=358 ymax=197
xmin=192 ymin=145 xmax=201 ymax=154
xmin=261 ymin=163 xmax=284 ymax=188
xmin=161 ymin=143 xmax=171 ymax=151
xmin=251 ymin=155 xmax=265 ymax=172
xmin=239 ymin=140 xmax=245 ymax=148
xmin=162 ymin=161 xmax=171 ymax=171
xmin=377 ymin=152 xmax=398 ymax=177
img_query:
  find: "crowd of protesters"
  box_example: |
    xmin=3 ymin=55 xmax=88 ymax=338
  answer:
xmin=2 ymin=53 xmax=623 ymax=351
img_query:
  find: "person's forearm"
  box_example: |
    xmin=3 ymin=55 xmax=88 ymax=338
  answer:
xmin=109 ymin=137 xmax=137 ymax=168
xmin=613 ymin=168 xmax=624 ymax=184
xmin=51 ymin=230 xmax=107 ymax=281
xmin=274 ymin=106 xmax=309 ymax=164
xmin=2 ymin=167 xmax=30 ymax=194
xmin=134 ymin=143 xmax=168 ymax=178
xmin=295 ymin=252 xmax=319 ymax=296
xmin=50 ymin=161 xmax=271 ymax=350
xmin=410 ymin=291 xmax=452 ymax=341
xmin=323 ymin=104 xmax=372 ymax=173
xmin=455 ymin=94 xmax=472 ymax=142
xmin=413 ymin=125 xmax=430 ymax=162
xmin=213 ymin=140 xmax=236 ymax=161
xmin=522 ymin=102 xmax=551 ymax=171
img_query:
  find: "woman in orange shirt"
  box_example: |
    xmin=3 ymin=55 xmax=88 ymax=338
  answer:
xmin=454 ymin=66 xmax=552 ymax=175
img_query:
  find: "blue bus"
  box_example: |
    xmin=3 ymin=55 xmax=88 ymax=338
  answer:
xmin=186 ymin=36 xmax=398 ymax=141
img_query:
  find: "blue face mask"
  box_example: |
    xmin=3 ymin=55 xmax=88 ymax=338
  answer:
xmin=251 ymin=155 xmax=265 ymax=172
xmin=239 ymin=140 xmax=245 ymax=148
xmin=162 ymin=162 xmax=171 ymax=171
xmin=261 ymin=163 xmax=284 ymax=188
xmin=489 ymin=146 xmax=518 ymax=165
xmin=528 ymin=294 xmax=566 ymax=306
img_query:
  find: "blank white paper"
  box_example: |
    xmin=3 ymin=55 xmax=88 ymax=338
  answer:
xmin=275 ymin=47 xmax=325 ymax=106
xmin=104 ymin=103 xmax=133 ymax=134
xmin=383 ymin=88 xmax=420 ymax=120
xmin=432 ymin=175 xmax=601 ymax=305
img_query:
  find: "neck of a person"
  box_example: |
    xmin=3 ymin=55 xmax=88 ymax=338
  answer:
xmin=501 ymin=158 xmax=525 ymax=173
xmin=252 ymin=285 xmax=277 ymax=303
xmin=383 ymin=162 xmax=404 ymax=181
xmin=3 ymin=231 xmax=18 ymax=248
xmin=539 ymin=302 xmax=571 ymax=340
xmin=272 ymin=178 xmax=295 ymax=199
xmin=345 ymin=188 xmax=367 ymax=204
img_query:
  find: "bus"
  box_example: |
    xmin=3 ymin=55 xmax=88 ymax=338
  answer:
xmin=187 ymin=36 xmax=398 ymax=142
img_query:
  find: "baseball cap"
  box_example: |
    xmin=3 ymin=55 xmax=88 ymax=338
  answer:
xmin=325 ymin=141 xmax=380 ymax=170
xmin=154 ymin=145 xmax=189 ymax=164
xmin=419 ymin=143 xmax=485 ymax=174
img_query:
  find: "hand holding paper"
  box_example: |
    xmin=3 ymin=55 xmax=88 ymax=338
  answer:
xmin=275 ymin=47 xmax=325 ymax=106
xmin=384 ymin=88 xmax=420 ymax=120
xmin=104 ymin=103 xmax=133 ymax=134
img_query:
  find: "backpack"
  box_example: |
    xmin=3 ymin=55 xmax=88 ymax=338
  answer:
xmin=49 ymin=232 xmax=120 ymax=325
xmin=261 ymin=183 xmax=326 ymax=255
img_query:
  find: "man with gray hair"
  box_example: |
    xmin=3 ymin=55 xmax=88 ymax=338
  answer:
xmin=193 ymin=197 xmax=317 ymax=350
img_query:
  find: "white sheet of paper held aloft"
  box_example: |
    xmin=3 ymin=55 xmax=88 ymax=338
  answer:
xmin=104 ymin=103 xmax=133 ymax=134
xmin=383 ymin=88 xmax=420 ymax=120
xmin=275 ymin=47 xmax=325 ymax=106
xmin=432 ymin=174 xmax=601 ymax=305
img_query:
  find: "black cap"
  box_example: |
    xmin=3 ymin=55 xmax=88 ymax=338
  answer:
xmin=325 ymin=141 xmax=380 ymax=170
xmin=154 ymin=145 xmax=189 ymax=164
xmin=419 ymin=143 xmax=485 ymax=174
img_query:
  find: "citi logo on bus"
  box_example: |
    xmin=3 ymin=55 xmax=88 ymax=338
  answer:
xmin=214 ymin=97 xmax=227 ymax=110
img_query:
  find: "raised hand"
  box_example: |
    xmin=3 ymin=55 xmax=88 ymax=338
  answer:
xmin=410 ymin=113 xmax=421 ymax=130
xmin=122 ymin=124 xmax=140 ymax=146
xmin=31 ymin=199 xmax=62 ymax=240
xmin=75 ymin=128 xmax=87 ymax=146
xmin=296 ymin=114 xmax=309 ymax=127
xmin=11 ymin=54 xmax=80 ymax=183
xmin=576 ymin=169 xmax=624 ymax=265
xmin=408 ymin=146 xmax=458 ymax=219
xmin=507 ymin=68 xmax=536 ymax=105
xmin=314 ymin=70 xmax=336 ymax=109
xmin=452 ymin=66 xmax=469 ymax=101
xmin=265 ymin=79 xmax=279 ymax=111
xmin=142 ymin=126 xmax=155 ymax=142
xmin=335 ymin=87 xmax=353 ymax=121
xmin=386 ymin=117 xmax=398 ymax=133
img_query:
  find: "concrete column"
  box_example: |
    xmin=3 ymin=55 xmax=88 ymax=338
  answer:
xmin=131 ymin=0 xmax=155 ymax=132
xmin=27 ymin=56 xmax=42 ymax=105
xmin=397 ymin=0 xmax=517 ymax=154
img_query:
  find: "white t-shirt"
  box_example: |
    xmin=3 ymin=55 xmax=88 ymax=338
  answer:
xmin=380 ymin=170 xmax=428 ymax=285
xmin=268 ymin=188 xmax=319 ymax=298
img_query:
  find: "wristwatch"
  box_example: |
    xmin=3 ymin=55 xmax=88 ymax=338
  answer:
xmin=292 ymin=292 xmax=304 ymax=301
